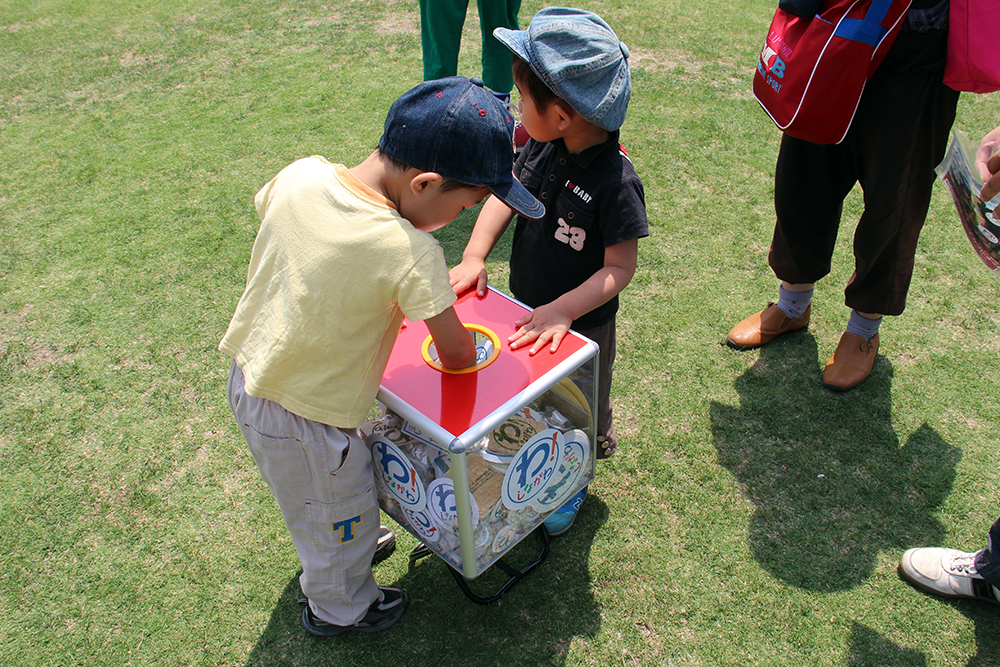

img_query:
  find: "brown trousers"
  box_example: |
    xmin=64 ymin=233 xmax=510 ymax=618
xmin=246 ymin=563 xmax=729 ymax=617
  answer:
xmin=769 ymin=60 xmax=960 ymax=316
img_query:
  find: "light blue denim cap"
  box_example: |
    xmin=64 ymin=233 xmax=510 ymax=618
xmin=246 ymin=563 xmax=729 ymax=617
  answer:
xmin=494 ymin=7 xmax=631 ymax=131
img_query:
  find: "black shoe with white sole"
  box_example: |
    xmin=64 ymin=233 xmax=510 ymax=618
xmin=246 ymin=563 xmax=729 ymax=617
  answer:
xmin=301 ymin=586 xmax=408 ymax=636
xmin=373 ymin=525 xmax=396 ymax=566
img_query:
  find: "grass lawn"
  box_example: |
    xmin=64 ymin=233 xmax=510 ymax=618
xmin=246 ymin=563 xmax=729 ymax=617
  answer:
xmin=2 ymin=0 xmax=999 ymax=665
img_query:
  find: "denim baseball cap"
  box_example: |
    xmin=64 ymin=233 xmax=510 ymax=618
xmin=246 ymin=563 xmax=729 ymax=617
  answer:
xmin=494 ymin=7 xmax=631 ymax=131
xmin=379 ymin=77 xmax=544 ymax=219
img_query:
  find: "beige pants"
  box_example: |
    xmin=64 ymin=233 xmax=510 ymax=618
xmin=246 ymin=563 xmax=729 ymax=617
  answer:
xmin=227 ymin=362 xmax=380 ymax=625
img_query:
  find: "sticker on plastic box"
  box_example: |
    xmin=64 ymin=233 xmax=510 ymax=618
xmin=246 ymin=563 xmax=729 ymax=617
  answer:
xmin=370 ymin=436 xmax=426 ymax=511
xmin=487 ymin=411 xmax=546 ymax=457
xmin=531 ymin=429 xmax=589 ymax=513
xmin=492 ymin=524 xmax=520 ymax=553
xmin=427 ymin=477 xmax=479 ymax=532
xmin=501 ymin=428 xmax=564 ymax=509
xmin=403 ymin=507 xmax=440 ymax=543
xmin=400 ymin=420 xmax=437 ymax=447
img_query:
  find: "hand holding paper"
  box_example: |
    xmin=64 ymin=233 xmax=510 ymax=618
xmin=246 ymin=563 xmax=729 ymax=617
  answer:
xmin=976 ymin=125 xmax=1000 ymax=201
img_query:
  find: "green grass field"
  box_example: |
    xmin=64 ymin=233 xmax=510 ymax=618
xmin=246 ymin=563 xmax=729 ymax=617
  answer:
xmin=2 ymin=0 xmax=999 ymax=665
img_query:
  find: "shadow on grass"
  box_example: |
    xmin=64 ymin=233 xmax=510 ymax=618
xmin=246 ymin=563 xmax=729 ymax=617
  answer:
xmin=710 ymin=331 xmax=960 ymax=593
xmin=893 ymin=580 xmax=1000 ymax=667
xmin=848 ymin=623 xmax=927 ymax=666
xmin=244 ymin=496 xmax=609 ymax=667
xmin=956 ymin=600 xmax=1000 ymax=667
xmin=850 ymin=599 xmax=1000 ymax=667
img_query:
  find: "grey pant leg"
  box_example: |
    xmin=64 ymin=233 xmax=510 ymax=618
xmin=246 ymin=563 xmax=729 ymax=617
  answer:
xmin=227 ymin=362 xmax=380 ymax=625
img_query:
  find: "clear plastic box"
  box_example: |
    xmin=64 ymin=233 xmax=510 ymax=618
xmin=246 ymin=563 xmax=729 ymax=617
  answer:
xmin=366 ymin=287 xmax=598 ymax=579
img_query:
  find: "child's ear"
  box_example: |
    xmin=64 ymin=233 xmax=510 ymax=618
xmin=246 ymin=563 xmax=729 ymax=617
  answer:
xmin=552 ymin=102 xmax=575 ymax=130
xmin=409 ymin=171 xmax=443 ymax=194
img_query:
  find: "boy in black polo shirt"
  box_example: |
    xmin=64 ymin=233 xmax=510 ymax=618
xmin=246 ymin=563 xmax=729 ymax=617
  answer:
xmin=449 ymin=7 xmax=648 ymax=535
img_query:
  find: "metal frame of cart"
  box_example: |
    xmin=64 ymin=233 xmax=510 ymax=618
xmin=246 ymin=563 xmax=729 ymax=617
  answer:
xmin=372 ymin=287 xmax=598 ymax=598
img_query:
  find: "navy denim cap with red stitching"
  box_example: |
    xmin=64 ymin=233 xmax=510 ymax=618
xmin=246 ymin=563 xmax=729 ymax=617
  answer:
xmin=379 ymin=76 xmax=544 ymax=220
xmin=494 ymin=7 xmax=631 ymax=132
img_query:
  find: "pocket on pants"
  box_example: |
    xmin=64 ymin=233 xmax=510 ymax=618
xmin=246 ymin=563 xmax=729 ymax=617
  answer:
xmin=243 ymin=424 xmax=312 ymax=489
xmin=304 ymin=484 xmax=379 ymax=584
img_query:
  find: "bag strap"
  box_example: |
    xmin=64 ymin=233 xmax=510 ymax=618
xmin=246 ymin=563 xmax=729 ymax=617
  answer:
xmin=834 ymin=0 xmax=901 ymax=46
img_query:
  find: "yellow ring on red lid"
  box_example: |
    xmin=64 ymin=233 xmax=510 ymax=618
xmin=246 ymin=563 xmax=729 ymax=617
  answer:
xmin=421 ymin=324 xmax=501 ymax=374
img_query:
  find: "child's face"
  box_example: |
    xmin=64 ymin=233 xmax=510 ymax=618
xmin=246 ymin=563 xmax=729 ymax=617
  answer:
xmin=513 ymin=76 xmax=559 ymax=143
xmin=406 ymin=182 xmax=490 ymax=232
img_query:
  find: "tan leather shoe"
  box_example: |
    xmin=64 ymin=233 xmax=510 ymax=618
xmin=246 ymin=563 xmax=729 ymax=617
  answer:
xmin=822 ymin=332 xmax=878 ymax=391
xmin=727 ymin=303 xmax=810 ymax=350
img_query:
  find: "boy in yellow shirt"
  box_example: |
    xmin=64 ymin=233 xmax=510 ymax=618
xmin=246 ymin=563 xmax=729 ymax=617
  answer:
xmin=220 ymin=77 xmax=542 ymax=636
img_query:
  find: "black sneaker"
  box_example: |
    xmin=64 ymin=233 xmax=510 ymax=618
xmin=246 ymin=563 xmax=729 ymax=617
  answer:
xmin=301 ymin=586 xmax=408 ymax=636
xmin=373 ymin=525 xmax=396 ymax=565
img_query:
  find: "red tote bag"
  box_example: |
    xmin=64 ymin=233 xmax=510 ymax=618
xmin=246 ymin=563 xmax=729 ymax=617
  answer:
xmin=943 ymin=0 xmax=1000 ymax=93
xmin=753 ymin=0 xmax=911 ymax=145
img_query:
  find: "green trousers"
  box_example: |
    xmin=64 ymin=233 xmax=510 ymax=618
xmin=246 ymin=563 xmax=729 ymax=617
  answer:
xmin=419 ymin=0 xmax=521 ymax=94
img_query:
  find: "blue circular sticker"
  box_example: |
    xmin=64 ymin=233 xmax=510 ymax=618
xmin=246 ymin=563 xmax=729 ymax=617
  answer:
xmin=501 ymin=428 xmax=564 ymax=510
xmin=531 ymin=430 xmax=589 ymax=513
xmin=426 ymin=478 xmax=479 ymax=532
xmin=370 ymin=436 xmax=426 ymax=512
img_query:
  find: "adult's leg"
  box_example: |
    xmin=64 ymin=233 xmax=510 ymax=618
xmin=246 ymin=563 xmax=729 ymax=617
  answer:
xmin=476 ymin=0 xmax=520 ymax=93
xmin=420 ymin=0 xmax=470 ymax=81
xmin=768 ymin=135 xmax=858 ymax=286
xmin=727 ymin=136 xmax=855 ymax=350
xmin=840 ymin=65 xmax=960 ymax=316
xmin=974 ymin=516 xmax=1000 ymax=588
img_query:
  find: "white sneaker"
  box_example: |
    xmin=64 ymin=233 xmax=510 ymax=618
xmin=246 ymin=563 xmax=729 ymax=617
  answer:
xmin=898 ymin=547 xmax=1000 ymax=604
